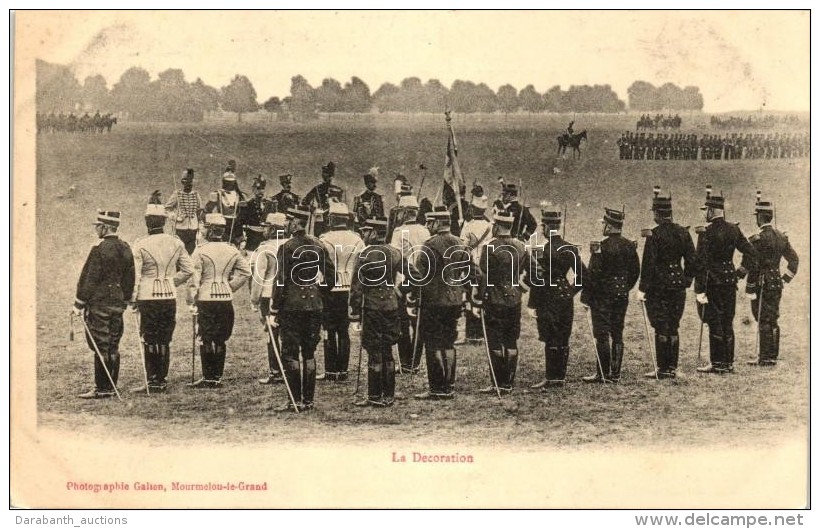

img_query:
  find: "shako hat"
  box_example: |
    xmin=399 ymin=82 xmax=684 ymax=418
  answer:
xmin=425 ymin=205 xmax=451 ymax=223
xmin=650 ymin=185 xmax=673 ymax=213
xmin=700 ymin=184 xmax=724 ymax=210
xmin=204 ymin=213 xmax=226 ymax=227
xmin=602 ymin=207 xmax=625 ymax=228
xmin=493 ymin=210 xmax=516 ymax=225
xmin=322 ymin=161 xmax=336 ymax=178
xmin=263 ymin=212 xmax=288 ymax=227
xmin=539 ymin=201 xmax=563 ymax=224
xmin=252 ymin=175 xmax=267 ymax=190
xmin=93 ymin=210 xmax=121 ymax=227
xmin=398 ymin=194 xmax=419 ymax=209
xmin=279 ymin=173 xmax=293 ymax=186
xmin=145 ymin=190 xmax=167 ymax=217
xmin=286 ymin=204 xmax=312 ymax=221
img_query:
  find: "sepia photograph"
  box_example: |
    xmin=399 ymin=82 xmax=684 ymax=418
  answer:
xmin=11 ymin=9 xmax=810 ymax=509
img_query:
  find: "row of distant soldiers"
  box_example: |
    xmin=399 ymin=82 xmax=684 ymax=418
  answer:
xmin=617 ymin=132 xmax=809 ymax=160
xmin=73 ymin=171 xmax=799 ymax=412
xmin=636 ymin=114 xmax=682 ymax=131
xmin=710 ymin=114 xmax=802 ymax=129
xmin=36 ymin=111 xmax=118 ymax=134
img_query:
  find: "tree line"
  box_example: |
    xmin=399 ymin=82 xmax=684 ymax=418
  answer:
xmin=36 ymin=60 xmax=704 ymax=121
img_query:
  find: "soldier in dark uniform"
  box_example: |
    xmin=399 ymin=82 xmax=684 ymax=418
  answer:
xmin=412 ymin=207 xmax=472 ymax=400
xmin=444 ymin=183 xmax=471 ymax=237
xmin=474 ymin=210 xmax=531 ymax=394
xmin=637 ymin=187 xmax=698 ymax=379
xmin=350 ymin=216 xmax=409 ymax=407
xmin=493 ymin=183 xmax=537 ymax=242
xmin=271 ymin=173 xmax=301 ymax=214
xmin=580 ymin=208 xmax=640 ymax=383
xmin=694 ymin=186 xmax=758 ymax=374
xmin=269 ymin=205 xmax=336 ymax=411
xmin=73 ymin=210 xmax=136 ymax=398
xmin=528 ymin=204 xmax=586 ymax=389
xmin=238 ymin=175 xmax=274 ymax=252
xmin=302 ymin=162 xmax=344 ymax=237
xmin=744 ymin=196 xmax=798 ymax=367
xmin=353 ymin=168 xmax=385 ymax=232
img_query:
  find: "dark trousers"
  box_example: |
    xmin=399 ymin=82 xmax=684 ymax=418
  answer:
xmin=397 ymin=297 xmax=423 ymax=371
xmin=137 ymin=301 xmax=176 ymax=385
xmin=84 ymin=304 xmax=124 ymax=392
xmin=536 ymin=296 xmax=574 ymax=381
xmin=590 ymin=297 xmax=629 ymax=378
xmin=176 ymin=229 xmax=198 ymax=255
xmin=646 ymin=289 xmax=686 ymax=373
xmin=259 ymin=297 xmax=281 ymax=375
xmin=483 ymin=304 xmax=521 ymax=351
xmin=420 ymin=305 xmax=460 ymax=395
xmin=751 ymin=288 xmax=782 ymax=363
xmin=366 ymin=344 xmax=396 ymax=402
xmin=280 ymin=311 xmax=322 ymax=404
xmin=323 ymin=291 xmax=351 ymax=375
xmin=464 ymin=310 xmax=483 ymax=340
xmin=197 ymin=301 xmax=235 ymax=381
xmin=702 ymin=285 xmax=737 ymax=368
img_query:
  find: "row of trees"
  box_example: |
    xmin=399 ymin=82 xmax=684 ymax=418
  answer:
xmin=627 ymin=81 xmax=704 ymax=111
xmin=36 ymin=60 xmax=703 ymax=121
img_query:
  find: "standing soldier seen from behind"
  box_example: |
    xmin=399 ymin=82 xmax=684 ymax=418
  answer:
xmin=318 ymin=201 xmax=365 ymax=381
xmin=353 ymin=168 xmax=385 ymax=233
xmin=239 ymin=175 xmax=274 ymax=253
xmin=165 ymin=168 xmax=202 ymax=255
xmin=250 ymin=212 xmax=290 ymax=385
xmin=580 ymin=207 xmax=640 ymax=383
xmin=350 ymin=216 xmax=410 ymax=407
xmin=637 ymin=187 xmax=698 ymax=379
xmin=73 ymin=210 xmax=136 ymax=399
xmin=412 ymin=207 xmax=473 ymax=400
xmin=187 ymin=213 xmax=251 ymax=388
xmin=130 ymin=192 xmax=194 ymax=393
xmin=271 ymin=173 xmax=301 ymax=214
xmin=389 ymin=193 xmax=430 ymax=374
xmin=269 ymin=205 xmax=336 ymax=412
xmin=744 ymin=195 xmax=798 ymax=367
xmin=528 ymin=203 xmax=586 ymax=389
xmin=456 ymin=184 xmax=492 ymax=345
xmin=694 ymin=186 xmax=758 ymax=374
xmin=474 ymin=210 xmax=532 ymax=395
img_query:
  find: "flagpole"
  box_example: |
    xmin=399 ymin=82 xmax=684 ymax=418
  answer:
xmin=445 ymin=110 xmax=464 ymax=228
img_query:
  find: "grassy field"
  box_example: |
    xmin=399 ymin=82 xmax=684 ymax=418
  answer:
xmin=35 ymin=115 xmax=809 ymax=449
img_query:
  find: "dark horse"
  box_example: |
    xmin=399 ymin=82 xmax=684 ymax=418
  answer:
xmin=557 ymin=130 xmax=587 ymax=159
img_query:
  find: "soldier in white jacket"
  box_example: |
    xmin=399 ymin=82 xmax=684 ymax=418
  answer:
xmin=187 ymin=213 xmax=251 ymax=388
xmin=250 ymin=212 xmax=290 ymax=385
xmin=457 ymin=186 xmax=492 ymax=345
xmin=130 ymin=192 xmax=194 ymax=392
xmin=318 ymin=202 xmax=365 ymax=381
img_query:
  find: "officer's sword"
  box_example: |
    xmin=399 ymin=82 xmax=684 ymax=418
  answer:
xmin=755 ymin=278 xmax=765 ymax=361
xmin=191 ymin=313 xmax=198 ymax=384
xmin=479 ymin=307 xmax=502 ymax=399
xmin=131 ymin=312 xmax=150 ymax=395
xmin=352 ymin=296 xmax=365 ymax=398
xmin=266 ymin=319 xmax=300 ymax=413
xmin=584 ymin=306 xmax=607 ymax=384
xmin=640 ymin=300 xmax=659 ymax=380
xmin=79 ymin=316 xmax=123 ymax=401
xmin=409 ymin=291 xmax=423 ymax=388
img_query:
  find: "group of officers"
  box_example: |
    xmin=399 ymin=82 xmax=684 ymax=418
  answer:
xmin=72 ymin=161 xmax=799 ymax=413
xmin=617 ymin=131 xmax=809 ymax=160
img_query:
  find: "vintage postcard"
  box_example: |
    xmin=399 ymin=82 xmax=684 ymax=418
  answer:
xmin=11 ymin=10 xmax=809 ymax=509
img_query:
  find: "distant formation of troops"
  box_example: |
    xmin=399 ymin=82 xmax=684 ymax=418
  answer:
xmin=72 ymin=158 xmax=799 ymax=414
xmin=710 ymin=114 xmax=802 ymax=130
xmin=36 ymin=111 xmax=118 ymax=134
xmin=636 ymin=114 xmax=682 ymax=131
xmin=617 ymin=132 xmax=809 ymax=160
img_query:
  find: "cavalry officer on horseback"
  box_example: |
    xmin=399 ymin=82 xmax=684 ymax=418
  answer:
xmin=131 ymin=191 xmax=194 ymax=393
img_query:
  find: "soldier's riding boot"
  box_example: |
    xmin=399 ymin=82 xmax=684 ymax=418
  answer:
xmin=212 ymin=343 xmax=226 ymax=385
xmin=583 ymin=338 xmax=611 ymax=382
xmin=667 ymin=335 xmax=680 ymax=377
xmin=131 ymin=343 xmax=155 ymax=392
xmin=443 ymin=349 xmax=457 ymax=396
xmin=558 ymin=346 xmax=570 ymax=381
xmin=505 ymin=349 xmax=519 ymax=391
xmin=259 ymin=341 xmax=283 ymax=384
xmin=698 ymin=334 xmax=726 ymax=373
xmin=724 ymin=332 xmax=735 ymax=372
xmin=480 ymin=349 xmax=506 ymax=393
xmin=337 ymin=332 xmax=351 ymax=381
xmin=383 ymin=346 xmax=396 ymax=406
xmin=531 ymin=345 xmax=553 ymax=389
xmin=276 ymin=356 xmax=302 ymax=412
xmin=188 ymin=343 xmax=212 ymax=388
xmin=302 ymin=358 xmax=317 ymax=410
xmin=646 ymin=334 xmax=667 ymax=378
xmin=609 ymin=343 xmax=624 ymax=383
xmin=415 ymin=349 xmax=446 ymax=399
xmin=769 ymin=326 xmax=780 ymax=365
xmin=320 ymin=331 xmax=338 ymax=380
xmin=157 ymin=344 xmax=170 ymax=389
xmin=96 ymin=349 xmax=118 ymax=392
xmin=364 ymin=352 xmax=383 ymax=405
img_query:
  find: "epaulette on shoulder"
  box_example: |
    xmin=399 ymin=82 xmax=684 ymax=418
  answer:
xmin=694 ymin=225 xmax=706 ymax=234
xmin=589 ymin=239 xmax=602 ymax=253
xmin=640 ymin=228 xmax=653 ymax=238
xmin=748 ymin=233 xmax=760 ymax=243
xmin=683 ymin=225 xmax=691 ymax=231
xmin=733 ymin=222 xmax=740 ymax=227
xmin=630 ymin=239 xmax=638 ymax=249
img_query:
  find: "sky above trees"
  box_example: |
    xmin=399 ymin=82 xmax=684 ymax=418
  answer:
xmin=26 ymin=11 xmax=808 ymax=113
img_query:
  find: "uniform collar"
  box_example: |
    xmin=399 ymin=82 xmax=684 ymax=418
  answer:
xmin=758 ymin=223 xmax=773 ymax=231
xmin=103 ymin=233 xmax=119 ymax=239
